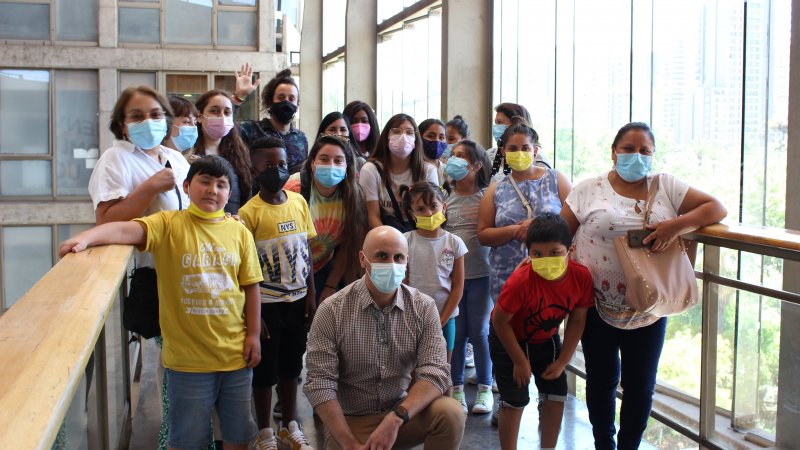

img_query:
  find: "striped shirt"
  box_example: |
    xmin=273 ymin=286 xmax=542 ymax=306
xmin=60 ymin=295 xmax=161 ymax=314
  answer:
xmin=303 ymin=278 xmax=452 ymax=416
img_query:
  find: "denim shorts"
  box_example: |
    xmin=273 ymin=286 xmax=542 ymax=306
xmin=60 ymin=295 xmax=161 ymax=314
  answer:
xmin=489 ymin=327 xmax=567 ymax=408
xmin=165 ymin=367 xmax=258 ymax=448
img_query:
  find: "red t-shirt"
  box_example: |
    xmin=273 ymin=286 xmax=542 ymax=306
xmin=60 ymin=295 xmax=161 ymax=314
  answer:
xmin=494 ymin=260 xmax=595 ymax=344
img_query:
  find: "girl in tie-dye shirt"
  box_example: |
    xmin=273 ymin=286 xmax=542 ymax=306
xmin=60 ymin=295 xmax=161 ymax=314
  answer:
xmin=286 ymin=135 xmax=367 ymax=303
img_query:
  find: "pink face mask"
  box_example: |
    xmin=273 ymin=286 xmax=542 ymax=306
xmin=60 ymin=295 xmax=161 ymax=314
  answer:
xmin=203 ymin=116 xmax=234 ymax=140
xmin=388 ymin=133 xmax=415 ymax=158
xmin=351 ymin=123 xmax=370 ymax=142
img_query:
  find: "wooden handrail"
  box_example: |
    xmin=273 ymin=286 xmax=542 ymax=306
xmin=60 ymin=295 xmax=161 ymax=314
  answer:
xmin=686 ymin=222 xmax=800 ymax=261
xmin=0 ymin=245 xmax=132 ymax=449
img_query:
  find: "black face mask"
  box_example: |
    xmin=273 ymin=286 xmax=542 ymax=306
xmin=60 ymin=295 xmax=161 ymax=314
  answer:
xmin=256 ymin=166 xmax=290 ymax=193
xmin=269 ymin=101 xmax=298 ymax=125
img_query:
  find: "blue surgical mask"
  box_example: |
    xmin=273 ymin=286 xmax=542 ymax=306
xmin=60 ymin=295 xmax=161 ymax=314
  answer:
xmin=128 ymin=119 xmax=167 ymax=150
xmin=314 ymin=164 xmax=346 ymax=188
xmin=443 ymin=143 xmax=456 ymax=159
xmin=172 ymin=125 xmax=198 ymax=151
xmin=492 ymin=124 xmax=508 ymax=142
xmin=615 ymin=152 xmax=653 ymax=182
xmin=445 ymin=156 xmax=470 ymax=181
xmin=364 ymin=256 xmax=406 ymax=293
xmin=422 ymin=139 xmax=448 ymax=160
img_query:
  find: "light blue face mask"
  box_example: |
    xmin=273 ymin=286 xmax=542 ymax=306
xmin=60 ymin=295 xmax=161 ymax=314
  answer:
xmin=314 ymin=164 xmax=346 ymax=188
xmin=445 ymin=156 xmax=470 ymax=181
xmin=615 ymin=152 xmax=653 ymax=182
xmin=492 ymin=124 xmax=508 ymax=142
xmin=365 ymin=258 xmax=406 ymax=293
xmin=128 ymin=119 xmax=167 ymax=150
xmin=442 ymin=143 xmax=456 ymax=159
xmin=172 ymin=125 xmax=198 ymax=152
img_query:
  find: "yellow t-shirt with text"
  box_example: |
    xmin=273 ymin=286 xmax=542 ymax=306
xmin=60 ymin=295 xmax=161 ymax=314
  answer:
xmin=134 ymin=210 xmax=263 ymax=372
xmin=238 ymin=191 xmax=317 ymax=303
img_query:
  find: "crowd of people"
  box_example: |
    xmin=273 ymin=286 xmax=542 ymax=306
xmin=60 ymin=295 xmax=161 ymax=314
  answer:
xmin=59 ymin=64 xmax=727 ymax=450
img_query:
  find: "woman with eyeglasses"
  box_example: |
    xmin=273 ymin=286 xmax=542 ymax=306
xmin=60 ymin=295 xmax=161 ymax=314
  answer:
xmin=88 ymin=86 xmax=211 ymax=450
xmin=284 ymin=134 xmax=367 ymax=303
xmin=315 ymin=111 xmax=365 ymax=169
xmin=359 ymin=113 xmax=440 ymax=231
xmin=560 ymin=122 xmax=726 ymax=450
xmin=186 ymin=90 xmax=253 ymax=215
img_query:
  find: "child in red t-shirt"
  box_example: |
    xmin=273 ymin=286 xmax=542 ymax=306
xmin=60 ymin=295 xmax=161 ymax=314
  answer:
xmin=490 ymin=213 xmax=594 ymax=450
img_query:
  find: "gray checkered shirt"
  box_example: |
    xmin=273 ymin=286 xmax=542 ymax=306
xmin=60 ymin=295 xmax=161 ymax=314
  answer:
xmin=303 ymin=277 xmax=452 ymax=416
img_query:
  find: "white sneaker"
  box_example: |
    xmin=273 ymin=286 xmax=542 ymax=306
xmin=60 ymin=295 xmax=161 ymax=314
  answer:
xmin=277 ymin=420 xmax=313 ymax=450
xmin=465 ymin=343 xmax=475 ymax=368
xmin=467 ymin=375 xmax=499 ymax=393
xmin=472 ymin=384 xmax=494 ymax=414
xmin=450 ymin=385 xmax=468 ymax=414
xmin=253 ymin=427 xmax=278 ymax=450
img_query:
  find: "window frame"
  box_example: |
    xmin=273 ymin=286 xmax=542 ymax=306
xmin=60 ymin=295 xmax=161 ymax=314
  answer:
xmin=0 ymin=0 xmax=99 ymax=46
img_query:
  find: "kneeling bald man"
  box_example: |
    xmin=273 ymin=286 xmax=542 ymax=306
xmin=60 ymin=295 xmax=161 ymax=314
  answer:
xmin=304 ymin=226 xmax=466 ymax=450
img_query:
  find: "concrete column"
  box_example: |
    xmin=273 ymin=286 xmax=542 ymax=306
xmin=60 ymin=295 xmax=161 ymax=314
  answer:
xmin=777 ymin=0 xmax=800 ymax=447
xmin=344 ymin=0 xmax=377 ymax=107
xmin=299 ymin=0 xmax=322 ymax=133
xmin=259 ymin=0 xmax=276 ymax=53
xmin=97 ymin=0 xmax=117 ymax=48
xmin=441 ymin=0 xmax=493 ymax=146
xmin=98 ymin=68 xmax=117 ymax=153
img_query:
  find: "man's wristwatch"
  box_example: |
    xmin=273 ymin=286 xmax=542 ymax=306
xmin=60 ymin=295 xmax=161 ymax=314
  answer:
xmin=392 ymin=405 xmax=409 ymax=425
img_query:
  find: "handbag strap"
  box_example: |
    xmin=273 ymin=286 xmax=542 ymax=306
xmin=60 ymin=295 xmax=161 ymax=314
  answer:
xmin=509 ymin=175 xmax=533 ymax=219
xmin=642 ymin=174 xmax=661 ymax=228
xmin=373 ymin=162 xmax=409 ymax=226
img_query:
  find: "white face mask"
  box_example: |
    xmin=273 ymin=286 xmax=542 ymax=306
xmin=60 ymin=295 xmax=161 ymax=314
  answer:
xmin=388 ymin=133 xmax=415 ymax=158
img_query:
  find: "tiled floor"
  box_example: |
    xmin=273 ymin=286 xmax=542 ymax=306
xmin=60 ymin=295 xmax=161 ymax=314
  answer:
xmin=129 ymin=339 xmax=656 ymax=449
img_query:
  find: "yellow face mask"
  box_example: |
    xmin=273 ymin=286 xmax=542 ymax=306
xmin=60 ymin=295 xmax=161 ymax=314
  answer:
xmin=187 ymin=202 xmax=226 ymax=220
xmin=415 ymin=211 xmax=446 ymax=231
xmin=505 ymin=150 xmax=534 ymax=172
xmin=531 ymin=255 xmax=567 ymax=281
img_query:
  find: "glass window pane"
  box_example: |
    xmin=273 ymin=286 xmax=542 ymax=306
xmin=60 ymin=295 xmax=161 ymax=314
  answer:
xmin=219 ymin=0 xmax=255 ymax=5
xmin=0 ymin=70 xmax=50 ymax=155
xmin=0 ymin=160 xmax=52 ymax=196
xmin=55 ymin=71 xmax=98 ymax=196
xmin=119 ymin=71 xmax=157 ymax=92
xmin=57 ymin=224 xmax=93 ymax=241
xmin=166 ymin=74 xmax=207 ymax=103
xmin=0 ymin=3 xmax=49 ymax=40
xmin=322 ymin=59 xmax=345 ymax=115
xmin=217 ymin=11 xmax=257 ymax=47
xmin=165 ymin=0 xmax=212 ymax=45
xmin=57 ymin=0 xmax=98 ymax=41
xmin=322 ymin=0 xmax=345 ymax=55
xmin=119 ymin=7 xmax=160 ymax=44
xmin=2 ymin=226 xmax=52 ymax=309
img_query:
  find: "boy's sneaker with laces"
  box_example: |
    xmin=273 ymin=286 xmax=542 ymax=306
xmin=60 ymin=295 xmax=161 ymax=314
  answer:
xmin=253 ymin=427 xmax=278 ymax=450
xmin=277 ymin=420 xmax=313 ymax=450
xmin=450 ymin=385 xmax=468 ymax=414
xmin=472 ymin=384 xmax=494 ymax=414
xmin=465 ymin=343 xmax=475 ymax=368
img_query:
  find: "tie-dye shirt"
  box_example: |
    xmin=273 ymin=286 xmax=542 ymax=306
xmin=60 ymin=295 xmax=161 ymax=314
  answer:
xmin=489 ymin=169 xmax=562 ymax=301
xmin=286 ymin=177 xmax=345 ymax=271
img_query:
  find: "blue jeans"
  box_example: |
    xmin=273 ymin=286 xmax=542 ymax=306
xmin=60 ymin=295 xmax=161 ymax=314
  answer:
xmin=582 ymin=308 xmax=667 ymax=450
xmin=450 ymin=276 xmax=493 ymax=386
xmin=165 ymin=367 xmax=257 ymax=448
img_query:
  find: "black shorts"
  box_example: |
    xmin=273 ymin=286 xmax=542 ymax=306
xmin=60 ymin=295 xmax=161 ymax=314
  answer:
xmin=252 ymin=299 xmax=307 ymax=388
xmin=489 ymin=326 xmax=568 ymax=408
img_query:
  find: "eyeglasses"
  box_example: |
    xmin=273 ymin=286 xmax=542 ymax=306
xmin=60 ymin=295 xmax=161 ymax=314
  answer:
xmin=318 ymin=133 xmax=350 ymax=143
xmin=125 ymin=110 xmax=166 ymax=122
xmin=389 ymin=128 xmax=416 ymax=137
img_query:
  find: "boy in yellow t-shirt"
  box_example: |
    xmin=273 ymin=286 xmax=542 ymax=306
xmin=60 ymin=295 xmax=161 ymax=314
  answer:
xmin=238 ymin=139 xmax=316 ymax=450
xmin=60 ymin=156 xmax=263 ymax=450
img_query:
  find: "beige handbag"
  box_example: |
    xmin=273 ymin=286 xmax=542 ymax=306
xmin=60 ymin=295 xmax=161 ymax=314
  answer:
xmin=613 ymin=175 xmax=699 ymax=316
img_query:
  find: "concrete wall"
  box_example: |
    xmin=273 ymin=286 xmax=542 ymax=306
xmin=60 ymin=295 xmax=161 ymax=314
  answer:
xmin=345 ymin=0 xmax=377 ymax=107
